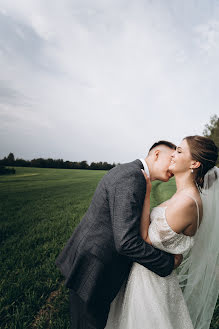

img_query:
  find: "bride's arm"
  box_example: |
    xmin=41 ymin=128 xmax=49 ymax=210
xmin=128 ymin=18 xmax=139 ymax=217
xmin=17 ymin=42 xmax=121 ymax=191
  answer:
xmin=140 ymin=170 xmax=152 ymax=245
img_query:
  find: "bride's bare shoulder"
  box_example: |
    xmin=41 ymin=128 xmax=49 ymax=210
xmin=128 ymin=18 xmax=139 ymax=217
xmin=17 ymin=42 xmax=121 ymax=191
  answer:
xmin=165 ymin=192 xmax=199 ymax=234
xmin=168 ymin=191 xmax=197 ymax=207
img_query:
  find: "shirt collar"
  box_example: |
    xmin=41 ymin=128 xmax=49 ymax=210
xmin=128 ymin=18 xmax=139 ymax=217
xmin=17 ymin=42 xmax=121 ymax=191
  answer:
xmin=139 ymin=158 xmax=150 ymax=178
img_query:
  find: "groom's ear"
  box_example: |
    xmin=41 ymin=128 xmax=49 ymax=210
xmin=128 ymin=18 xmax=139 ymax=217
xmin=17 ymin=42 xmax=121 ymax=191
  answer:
xmin=154 ymin=150 xmax=160 ymax=161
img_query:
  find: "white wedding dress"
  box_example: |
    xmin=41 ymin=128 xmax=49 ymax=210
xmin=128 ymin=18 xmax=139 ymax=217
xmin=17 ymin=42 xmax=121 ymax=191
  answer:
xmin=105 ymin=201 xmax=199 ymax=329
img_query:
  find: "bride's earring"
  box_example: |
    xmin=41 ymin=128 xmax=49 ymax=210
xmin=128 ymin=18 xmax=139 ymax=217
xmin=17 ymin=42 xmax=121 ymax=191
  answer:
xmin=191 ymin=168 xmax=194 ymax=173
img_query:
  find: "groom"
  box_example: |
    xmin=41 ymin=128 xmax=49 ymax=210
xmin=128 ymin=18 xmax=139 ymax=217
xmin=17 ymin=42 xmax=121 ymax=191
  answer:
xmin=56 ymin=140 xmax=182 ymax=329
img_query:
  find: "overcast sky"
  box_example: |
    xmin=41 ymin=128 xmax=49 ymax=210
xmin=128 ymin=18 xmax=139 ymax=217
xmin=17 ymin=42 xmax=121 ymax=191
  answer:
xmin=0 ymin=0 xmax=219 ymax=163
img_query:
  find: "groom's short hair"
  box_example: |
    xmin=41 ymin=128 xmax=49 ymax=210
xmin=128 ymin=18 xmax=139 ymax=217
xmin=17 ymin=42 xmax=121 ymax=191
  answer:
xmin=149 ymin=140 xmax=176 ymax=153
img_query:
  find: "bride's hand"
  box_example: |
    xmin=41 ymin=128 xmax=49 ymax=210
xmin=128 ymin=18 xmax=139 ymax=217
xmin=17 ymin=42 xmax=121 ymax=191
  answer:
xmin=141 ymin=169 xmax=152 ymax=194
xmin=173 ymin=254 xmax=183 ymax=269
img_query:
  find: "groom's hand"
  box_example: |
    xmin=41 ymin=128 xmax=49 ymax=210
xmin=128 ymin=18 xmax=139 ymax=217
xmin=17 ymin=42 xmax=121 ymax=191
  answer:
xmin=173 ymin=254 xmax=183 ymax=269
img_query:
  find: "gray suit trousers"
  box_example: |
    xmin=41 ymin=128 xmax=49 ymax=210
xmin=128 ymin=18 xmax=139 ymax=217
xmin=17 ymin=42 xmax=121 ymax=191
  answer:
xmin=69 ymin=289 xmax=106 ymax=329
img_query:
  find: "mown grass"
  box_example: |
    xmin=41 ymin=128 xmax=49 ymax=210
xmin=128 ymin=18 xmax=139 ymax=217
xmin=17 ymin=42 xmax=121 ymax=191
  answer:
xmin=0 ymin=168 xmax=218 ymax=328
xmin=0 ymin=167 xmax=106 ymax=329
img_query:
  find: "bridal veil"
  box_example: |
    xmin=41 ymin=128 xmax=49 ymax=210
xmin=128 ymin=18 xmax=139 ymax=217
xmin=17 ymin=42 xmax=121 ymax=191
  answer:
xmin=177 ymin=166 xmax=219 ymax=329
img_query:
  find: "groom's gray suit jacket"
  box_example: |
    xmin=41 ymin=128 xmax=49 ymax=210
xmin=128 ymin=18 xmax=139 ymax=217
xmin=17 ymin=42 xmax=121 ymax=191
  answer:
xmin=56 ymin=159 xmax=174 ymax=327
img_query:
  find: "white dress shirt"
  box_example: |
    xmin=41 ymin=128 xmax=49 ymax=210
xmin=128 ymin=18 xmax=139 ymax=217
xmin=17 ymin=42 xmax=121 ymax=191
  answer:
xmin=139 ymin=158 xmax=150 ymax=178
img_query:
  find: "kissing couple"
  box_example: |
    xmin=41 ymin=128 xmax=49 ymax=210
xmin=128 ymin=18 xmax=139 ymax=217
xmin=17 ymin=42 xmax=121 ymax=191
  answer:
xmin=56 ymin=135 xmax=219 ymax=329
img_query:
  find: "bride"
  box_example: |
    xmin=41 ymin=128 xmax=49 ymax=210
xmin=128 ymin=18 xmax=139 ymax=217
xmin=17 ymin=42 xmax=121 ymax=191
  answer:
xmin=105 ymin=135 xmax=219 ymax=329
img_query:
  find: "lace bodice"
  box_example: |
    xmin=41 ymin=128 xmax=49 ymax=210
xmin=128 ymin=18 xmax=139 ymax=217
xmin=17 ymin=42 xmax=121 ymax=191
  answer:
xmin=148 ymin=206 xmax=195 ymax=254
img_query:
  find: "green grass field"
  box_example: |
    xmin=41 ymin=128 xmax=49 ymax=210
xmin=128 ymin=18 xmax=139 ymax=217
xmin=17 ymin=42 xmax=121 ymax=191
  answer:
xmin=0 ymin=167 xmax=218 ymax=328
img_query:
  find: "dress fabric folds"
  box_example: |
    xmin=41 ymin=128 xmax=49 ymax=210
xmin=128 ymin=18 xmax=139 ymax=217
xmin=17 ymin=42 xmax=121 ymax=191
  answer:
xmin=105 ymin=206 xmax=195 ymax=329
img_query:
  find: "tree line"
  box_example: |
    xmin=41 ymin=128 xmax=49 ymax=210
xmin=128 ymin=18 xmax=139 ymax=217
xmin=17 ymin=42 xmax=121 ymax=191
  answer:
xmin=0 ymin=154 xmax=117 ymax=171
xmin=1 ymin=114 xmax=218 ymax=174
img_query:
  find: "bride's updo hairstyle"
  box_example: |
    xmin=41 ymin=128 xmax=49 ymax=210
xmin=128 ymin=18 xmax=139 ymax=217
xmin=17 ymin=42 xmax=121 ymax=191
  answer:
xmin=184 ymin=135 xmax=218 ymax=189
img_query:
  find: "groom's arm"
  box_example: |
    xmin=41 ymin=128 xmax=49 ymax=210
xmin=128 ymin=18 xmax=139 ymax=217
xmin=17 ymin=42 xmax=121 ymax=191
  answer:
xmin=109 ymin=172 xmax=174 ymax=277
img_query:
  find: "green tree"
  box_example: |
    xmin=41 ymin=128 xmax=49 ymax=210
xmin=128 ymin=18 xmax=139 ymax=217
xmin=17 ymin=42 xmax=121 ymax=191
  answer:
xmin=80 ymin=161 xmax=89 ymax=169
xmin=203 ymin=114 xmax=219 ymax=165
xmin=7 ymin=152 xmax=15 ymax=165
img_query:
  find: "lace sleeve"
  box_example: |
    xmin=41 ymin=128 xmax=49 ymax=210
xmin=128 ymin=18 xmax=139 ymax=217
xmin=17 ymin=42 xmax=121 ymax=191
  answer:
xmin=148 ymin=207 xmax=194 ymax=255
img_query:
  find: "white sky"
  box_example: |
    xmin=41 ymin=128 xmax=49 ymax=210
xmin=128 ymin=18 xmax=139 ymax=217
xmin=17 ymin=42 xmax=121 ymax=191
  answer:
xmin=0 ymin=0 xmax=219 ymax=163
